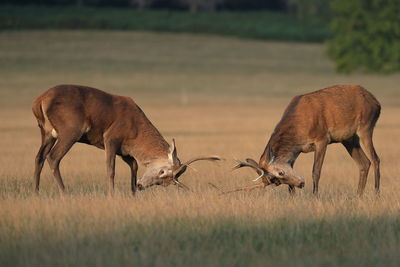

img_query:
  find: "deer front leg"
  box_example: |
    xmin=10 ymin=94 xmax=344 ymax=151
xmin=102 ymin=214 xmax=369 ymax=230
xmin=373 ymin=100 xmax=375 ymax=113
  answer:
xmin=312 ymin=141 xmax=328 ymax=195
xmin=121 ymin=155 xmax=138 ymax=196
xmin=288 ymin=185 xmax=295 ymax=195
xmin=288 ymin=161 xmax=296 ymax=195
xmin=105 ymin=140 xmax=118 ymax=195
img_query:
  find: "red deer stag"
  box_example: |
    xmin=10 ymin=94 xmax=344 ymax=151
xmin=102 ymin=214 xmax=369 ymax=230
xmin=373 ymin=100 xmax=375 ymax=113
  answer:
xmin=232 ymin=85 xmax=381 ymax=195
xmin=32 ymin=85 xmax=220 ymax=194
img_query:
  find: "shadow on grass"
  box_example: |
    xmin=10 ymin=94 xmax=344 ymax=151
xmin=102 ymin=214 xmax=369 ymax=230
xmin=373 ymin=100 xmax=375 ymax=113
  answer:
xmin=1 ymin=216 xmax=399 ymax=266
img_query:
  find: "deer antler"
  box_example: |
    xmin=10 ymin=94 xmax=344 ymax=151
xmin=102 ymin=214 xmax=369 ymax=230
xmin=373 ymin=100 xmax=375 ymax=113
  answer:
xmin=173 ymin=155 xmax=222 ymax=177
xmin=208 ymin=182 xmax=223 ymax=191
xmin=220 ymin=183 xmax=266 ymax=195
xmin=232 ymin=160 xmax=266 ymax=181
xmin=173 ymin=178 xmax=191 ymax=191
xmin=182 ymin=156 xmax=222 ymax=166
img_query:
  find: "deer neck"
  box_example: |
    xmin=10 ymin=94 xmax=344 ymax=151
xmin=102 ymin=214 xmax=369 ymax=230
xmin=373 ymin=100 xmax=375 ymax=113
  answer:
xmin=124 ymin=118 xmax=171 ymax=165
xmin=259 ymin=132 xmax=301 ymax=168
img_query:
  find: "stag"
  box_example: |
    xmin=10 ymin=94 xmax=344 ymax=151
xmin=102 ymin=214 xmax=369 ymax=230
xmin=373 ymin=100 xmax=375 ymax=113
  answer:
xmin=32 ymin=85 xmax=220 ymax=194
xmin=232 ymin=85 xmax=381 ymax=195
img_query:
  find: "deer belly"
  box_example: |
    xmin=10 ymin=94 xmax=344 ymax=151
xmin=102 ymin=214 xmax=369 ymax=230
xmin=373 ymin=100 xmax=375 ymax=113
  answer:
xmin=302 ymin=143 xmax=316 ymax=153
xmin=79 ymin=129 xmax=105 ymax=149
xmin=328 ymin=128 xmax=356 ymax=142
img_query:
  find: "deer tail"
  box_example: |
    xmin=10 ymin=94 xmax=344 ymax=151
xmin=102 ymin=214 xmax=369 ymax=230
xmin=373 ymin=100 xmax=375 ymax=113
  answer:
xmin=32 ymin=97 xmax=45 ymax=128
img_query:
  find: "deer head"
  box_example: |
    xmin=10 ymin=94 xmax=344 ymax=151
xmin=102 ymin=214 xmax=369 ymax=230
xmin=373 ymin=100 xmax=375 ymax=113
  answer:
xmin=137 ymin=139 xmax=221 ymax=190
xmin=234 ymin=147 xmax=304 ymax=188
xmin=262 ymin=161 xmax=305 ymax=188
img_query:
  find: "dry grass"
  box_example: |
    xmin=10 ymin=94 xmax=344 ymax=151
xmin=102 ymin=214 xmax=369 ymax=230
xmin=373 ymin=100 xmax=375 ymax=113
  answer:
xmin=1 ymin=31 xmax=400 ymax=266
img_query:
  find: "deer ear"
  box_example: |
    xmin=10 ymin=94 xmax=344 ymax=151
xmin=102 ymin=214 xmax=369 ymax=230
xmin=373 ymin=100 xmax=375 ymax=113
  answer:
xmin=168 ymin=138 xmax=179 ymax=166
xmin=268 ymin=146 xmax=275 ymax=165
xmin=173 ymin=165 xmax=187 ymax=180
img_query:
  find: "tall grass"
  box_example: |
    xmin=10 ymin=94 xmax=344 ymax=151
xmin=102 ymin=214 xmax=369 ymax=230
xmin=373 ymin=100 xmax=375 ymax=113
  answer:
xmin=1 ymin=185 xmax=400 ymax=266
xmin=0 ymin=5 xmax=330 ymax=42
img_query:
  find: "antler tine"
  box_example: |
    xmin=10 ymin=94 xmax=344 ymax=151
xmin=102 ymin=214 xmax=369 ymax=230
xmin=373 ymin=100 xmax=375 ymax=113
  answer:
xmin=208 ymin=182 xmax=223 ymax=191
xmin=173 ymin=179 xmax=192 ymax=192
xmin=181 ymin=155 xmax=222 ymax=167
xmin=252 ymin=172 xmax=265 ymax=182
xmin=232 ymin=161 xmax=265 ymax=181
xmin=245 ymin=158 xmax=259 ymax=167
xmin=220 ymin=183 xmax=265 ymax=195
xmin=173 ymin=155 xmax=222 ymax=177
xmin=232 ymin=161 xmax=250 ymax=170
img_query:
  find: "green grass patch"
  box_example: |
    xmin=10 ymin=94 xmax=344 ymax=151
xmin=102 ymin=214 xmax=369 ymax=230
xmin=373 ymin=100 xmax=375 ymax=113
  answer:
xmin=0 ymin=5 xmax=330 ymax=42
xmin=1 ymin=216 xmax=399 ymax=266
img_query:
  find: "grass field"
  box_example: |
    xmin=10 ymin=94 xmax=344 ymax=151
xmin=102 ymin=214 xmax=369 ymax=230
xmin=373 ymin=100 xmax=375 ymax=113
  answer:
xmin=1 ymin=31 xmax=400 ymax=266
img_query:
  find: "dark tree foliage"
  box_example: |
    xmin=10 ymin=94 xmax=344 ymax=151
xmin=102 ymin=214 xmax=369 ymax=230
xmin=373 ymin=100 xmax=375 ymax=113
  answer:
xmin=0 ymin=0 xmax=287 ymax=10
xmin=287 ymin=0 xmax=333 ymax=24
xmin=0 ymin=0 xmax=130 ymax=6
xmin=327 ymin=0 xmax=400 ymax=73
xmin=221 ymin=0 xmax=286 ymax=10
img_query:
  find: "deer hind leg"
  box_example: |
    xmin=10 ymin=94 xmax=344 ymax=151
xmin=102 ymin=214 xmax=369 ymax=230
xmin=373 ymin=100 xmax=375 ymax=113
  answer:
xmin=34 ymin=127 xmax=56 ymax=194
xmin=42 ymin=103 xmax=86 ymax=194
xmin=46 ymin=130 xmax=81 ymax=194
xmin=312 ymin=141 xmax=328 ymax=195
xmin=342 ymin=136 xmax=371 ymax=196
xmin=358 ymin=129 xmax=380 ymax=194
xmin=121 ymin=155 xmax=138 ymax=196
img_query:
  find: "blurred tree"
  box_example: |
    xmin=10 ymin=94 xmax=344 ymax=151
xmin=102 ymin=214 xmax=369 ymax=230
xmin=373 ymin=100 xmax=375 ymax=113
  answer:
xmin=328 ymin=0 xmax=400 ymax=73
xmin=285 ymin=0 xmax=333 ymax=24
xmin=0 ymin=0 xmax=287 ymax=10
xmin=180 ymin=0 xmax=224 ymax=12
xmin=87 ymin=0 xmax=130 ymax=6
xmin=130 ymin=0 xmax=154 ymax=9
xmin=222 ymin=0 xmax=286 ymax=10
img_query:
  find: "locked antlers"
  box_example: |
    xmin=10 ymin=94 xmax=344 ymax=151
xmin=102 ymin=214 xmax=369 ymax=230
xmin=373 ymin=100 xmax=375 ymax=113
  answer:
xmin=168 ymin=139 xmax=222 ymax=190
xmin=218 ymin=158 xmax=272 ymax=194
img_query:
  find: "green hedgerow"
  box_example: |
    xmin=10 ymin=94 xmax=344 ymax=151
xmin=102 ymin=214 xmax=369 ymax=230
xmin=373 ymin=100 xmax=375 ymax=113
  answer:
xmin=327 ymin=0 xmax=400 ymax=73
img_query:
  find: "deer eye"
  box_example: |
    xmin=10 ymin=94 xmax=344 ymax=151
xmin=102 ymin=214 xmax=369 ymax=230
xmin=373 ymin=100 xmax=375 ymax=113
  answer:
xmin=278 ymin=170 xmax=285 ymax=176
xmin=159 ymin=170 xmax=165 ymax=175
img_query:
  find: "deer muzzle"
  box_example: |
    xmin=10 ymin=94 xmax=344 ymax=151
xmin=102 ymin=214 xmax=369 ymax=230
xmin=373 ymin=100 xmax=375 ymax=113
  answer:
xmin=137 ymin=183 xmax=145 ymax=191
xmin=291 ymin=177 xmax=305 ymax=188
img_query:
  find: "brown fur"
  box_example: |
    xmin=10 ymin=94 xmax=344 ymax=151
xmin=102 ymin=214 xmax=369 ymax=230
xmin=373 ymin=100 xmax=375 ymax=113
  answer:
xmin=258 ymin=84 xmax=381 ymax=195
xmin=32 ymin=85 xmax=171 ymax=194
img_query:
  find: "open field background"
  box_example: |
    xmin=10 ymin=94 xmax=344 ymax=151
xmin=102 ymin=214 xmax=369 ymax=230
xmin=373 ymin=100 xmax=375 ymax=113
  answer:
xmin=1 ymin=31 xmax=400 ymax=266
